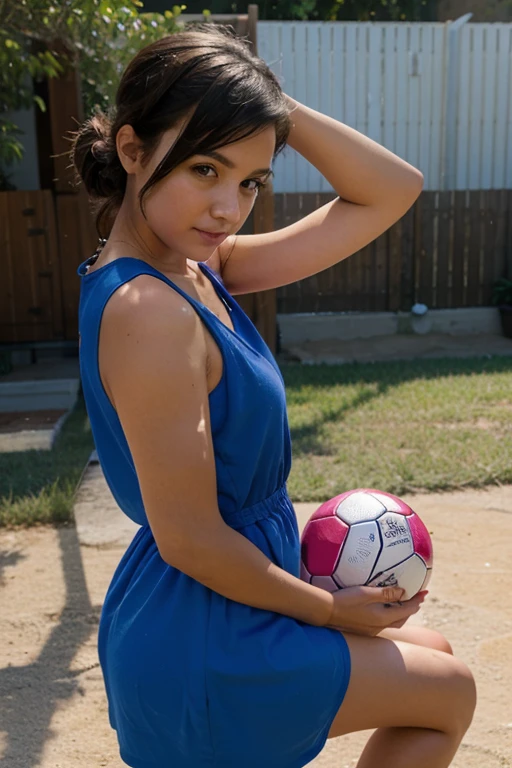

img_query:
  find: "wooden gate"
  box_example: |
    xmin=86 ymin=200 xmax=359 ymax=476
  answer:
xmin=0 ymin=190 xmax=65 ymax=343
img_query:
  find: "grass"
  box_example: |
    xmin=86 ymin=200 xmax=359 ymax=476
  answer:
xmin=282 ymin=356 xmax=512 ymax=502
xmin=0 ymin=355 xmax=511 ymax=526
xmin=0 ymin=391 xmax=94 ymax=527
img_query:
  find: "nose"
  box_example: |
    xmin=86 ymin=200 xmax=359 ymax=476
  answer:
xmin=210 ymin=187 xmax=241 ymax=226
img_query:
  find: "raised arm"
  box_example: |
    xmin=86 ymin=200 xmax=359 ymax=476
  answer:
xmin=217 ymin=95 xmax=424 ymax=295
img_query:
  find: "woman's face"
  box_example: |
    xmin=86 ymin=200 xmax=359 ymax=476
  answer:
xmin=122 ymin=120 xmax=276 ymax=263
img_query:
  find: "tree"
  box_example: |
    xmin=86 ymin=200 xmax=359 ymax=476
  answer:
xmin=0 ymin=0 xmax=183 ymax=189
xmin=171 ymin=0 xmax=434 ymax=21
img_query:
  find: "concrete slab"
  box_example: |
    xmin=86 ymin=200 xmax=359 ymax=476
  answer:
xmin=73 ymin=463 xmax=139 ymax=548
xmin=283 ymin=332 xmax=512 ymax=365
xmin=0 ymin=378 xmax=80 ymax=413
xmin=0 ymin=410 xmax=72 ymax=452
xmin=278 ymin=307 xmax=503 ymax=344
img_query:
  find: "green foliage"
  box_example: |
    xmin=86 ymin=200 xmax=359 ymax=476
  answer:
xmin=312 ymin=0 xmax=433 ymax=21
xmin=181 ymin=0 xmax=435 ymax=21
xmin=0 ymin=0 xmax=184 ymax=186
xmin=491 ymin=277 xmax=512 ymax=307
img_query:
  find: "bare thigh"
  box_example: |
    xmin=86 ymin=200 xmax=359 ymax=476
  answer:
xmin=378 ymin=625 xmax=453 ymax=655
xmin=328 ymin=633 xmax=476 ymax=739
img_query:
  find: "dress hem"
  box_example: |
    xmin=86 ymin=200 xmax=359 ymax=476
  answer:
xmin=117 ymin=630 xmax=352 ymax=768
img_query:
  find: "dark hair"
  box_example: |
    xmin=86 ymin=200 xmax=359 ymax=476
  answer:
xmin=70 ymin=24 xmax=291 ymax=238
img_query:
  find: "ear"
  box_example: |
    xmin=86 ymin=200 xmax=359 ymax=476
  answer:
xmin=116 ymin=124 xmax=144 ymax=174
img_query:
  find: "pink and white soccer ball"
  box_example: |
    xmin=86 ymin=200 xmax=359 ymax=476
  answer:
xmin=300 ymin=489 xmax=433 ymax=600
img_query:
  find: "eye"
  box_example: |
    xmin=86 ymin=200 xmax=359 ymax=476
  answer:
xmin=193 ymin=164 xmax=216 ymax=178
xmin=241 ymin=178 xmax=267 ymax=192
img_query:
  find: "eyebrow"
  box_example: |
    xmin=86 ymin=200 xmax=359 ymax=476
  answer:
xmin=199 ymin=150 xmax=273 ymax=178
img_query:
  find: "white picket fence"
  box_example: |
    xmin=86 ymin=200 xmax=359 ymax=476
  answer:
xmin=258 ymin=22 xmax=512 ymax=193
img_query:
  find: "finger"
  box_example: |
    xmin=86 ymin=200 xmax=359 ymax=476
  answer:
xmin=384 ymin=591 xmax=427 ymax=610
xmin=365 ymin=586 xmax=405 ymax=604
xmin=376 ymin=597 xmax=423 ymax=626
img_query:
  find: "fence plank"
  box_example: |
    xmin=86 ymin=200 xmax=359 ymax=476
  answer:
xmin=466 ymin=191 xmax=483 ymax=306
xmin=482 ymin=190 xmax=507 ymax=304
xmin=481 ymin=26 xmax=498 ymax=190
xmin=356 ymin=24 xmax=368 ymax=136
xmin=408 ymin=25 xmax=421 ymax=169
xmin=293 ymin=23 xmax=308 ymax=192
xmin=435 ymin=191 xmax=453 ymax=308
xmin=383 ymin=25 xmax=396 ymax=155
xmin=387 ymin=218 xmax=402 ymax=311
xmin=0 ymin=193 xmax=15 ymax=337
xmin=493 ymin=26 xmax=510 ymax=189
xmin=417 ymin=192 xmax=435 ymax=307
xmin=468 ymin=26 xmax=485 ymax=190
xmin=506 ymin=32 xmax=512 ymax=189
xmin=373 ymin=231 xmax=388 ymax=311
xmin=455 ymin=29 xmax=471 ymax=191
xmin=305 ymin=23 xmax=321 ymax=192
xmin=430 ymin=25 xmax=446 ymax=191
xmin=451 ymin=191 xmax=468 ymax=306
xmin=368 ymin=25 xmax=382 ymax=143
xmin=344 ymin=24 xmax=357 ymax=130
xmin=400 ymin=206 xmax=416 ymax=310
xmin=395 ymin=24 xmax=408 ymax=161
xmin=506 ymin=190 xmax=512 ymax=277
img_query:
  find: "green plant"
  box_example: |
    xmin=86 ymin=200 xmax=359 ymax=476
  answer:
xmin=491 ymin=277 xmax=512 ymax=307
xmin=0 ymin=0 xmax=185 ymax=185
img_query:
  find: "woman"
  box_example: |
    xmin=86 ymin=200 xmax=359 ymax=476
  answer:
xmin=71 ymin=24 xmax=476 ymax=768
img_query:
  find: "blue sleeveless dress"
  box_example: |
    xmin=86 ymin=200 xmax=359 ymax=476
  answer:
xmin=77 ymin=255 xmax=351 ymax=768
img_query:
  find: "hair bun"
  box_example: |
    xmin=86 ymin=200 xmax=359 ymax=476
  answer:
xmin=91 ymin=137 xmax=109 ymax=163
xmin=69 ymin=110 xmax=125 ymax=200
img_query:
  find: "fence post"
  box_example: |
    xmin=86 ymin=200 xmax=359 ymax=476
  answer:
xmin=441 ymin=13 xmax=472 ymax=191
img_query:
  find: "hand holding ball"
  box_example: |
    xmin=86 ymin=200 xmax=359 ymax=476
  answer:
xmin=300 ymin=489 xmax=433 ymax=601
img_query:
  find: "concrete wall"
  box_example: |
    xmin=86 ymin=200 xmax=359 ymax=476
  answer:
xmin=278 ymin=307 xmax=503 ymax=345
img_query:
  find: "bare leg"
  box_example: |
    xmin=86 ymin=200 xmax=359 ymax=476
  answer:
xmin=356 ymin=726 xmax=464 ymax=768
xmin=378 ymin=624 xmax=454 ymax=655
xmin=327 ymin=633 xmax=476 ymax=768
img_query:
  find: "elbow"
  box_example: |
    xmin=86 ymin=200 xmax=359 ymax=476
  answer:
xmin=394 ymin=168 xmax=424 ymax=217
xmin=411 ymin=168 xmax=424 ymax=197
xmin=408 ymin=167 xmax=424 ymax=202
xmin=159 ymin=524 xmax=224 ymax=578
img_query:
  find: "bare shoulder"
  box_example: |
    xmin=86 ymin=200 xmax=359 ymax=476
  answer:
xmin=102 ymin=273 xmax=204 ymax=345
xmin=99 ymin=274 xmax=208 ymax=405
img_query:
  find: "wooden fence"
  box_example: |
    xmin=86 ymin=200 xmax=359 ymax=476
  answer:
xmin=275 ymin=190 xmax=512 ymax=313
xmin=0 ymin=189 xmax=97 ymax=344
xmin=259 ymin=22 xmax=512 ymax=193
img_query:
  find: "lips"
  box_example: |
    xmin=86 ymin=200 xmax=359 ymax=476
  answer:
xmin=194 ymin=228 xmax=228 ymax=245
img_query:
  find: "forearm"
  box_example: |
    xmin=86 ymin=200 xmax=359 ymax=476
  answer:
xmin=165 ymin=522 xmax=334 ymax=627
xmin=284 ymin=95 xmax=423 ymax=208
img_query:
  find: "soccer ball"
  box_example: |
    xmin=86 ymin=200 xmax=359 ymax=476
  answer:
xmin=300 ymin=489 xmax=433 ymax=600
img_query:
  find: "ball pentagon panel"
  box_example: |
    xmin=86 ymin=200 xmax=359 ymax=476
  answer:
xmin=301 ymin=517 xmax=349 ymax=576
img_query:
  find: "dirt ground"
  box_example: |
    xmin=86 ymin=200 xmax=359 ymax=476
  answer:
xmin=1 ymin=478 xmax=511 ymax=768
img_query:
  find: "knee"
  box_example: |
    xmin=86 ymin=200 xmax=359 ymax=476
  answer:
xmin=429 ymin=629 xmax=454 ymax=656
xmin=450 ymin=657 xmax=477 ymax=736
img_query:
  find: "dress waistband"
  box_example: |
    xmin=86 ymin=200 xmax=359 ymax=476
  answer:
xmin=223 ymin=484 xmax=291 ymax=529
